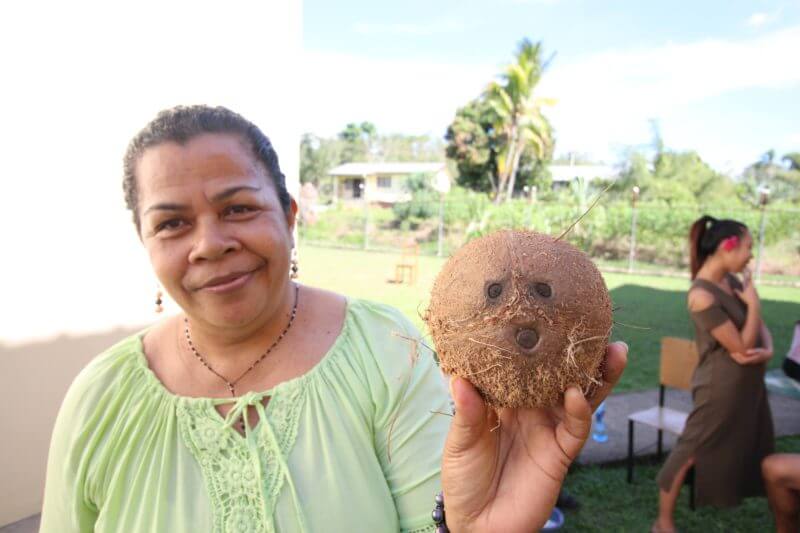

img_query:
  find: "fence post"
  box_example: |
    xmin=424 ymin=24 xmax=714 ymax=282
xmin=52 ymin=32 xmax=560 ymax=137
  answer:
xmin=432 ymin=169 xmax=451 ymax=256
xmin=362 ymin=182 xmax=369 ymax=250
xmin=523 ymin=185 xmax=536 ymax=228
xmin=628 ymin=186 xmax=640 ymax=273
xmin=754 ymin=187 xmax=770 ymax=284
xmin=437 ymin=194 xmax=445 ymax=257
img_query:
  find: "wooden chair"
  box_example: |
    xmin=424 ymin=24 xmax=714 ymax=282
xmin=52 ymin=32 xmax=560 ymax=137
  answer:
xmin=627 ymin=337 xmax=699 ymax=508
xmin=394 ymin=243 xmax=419 ymax=285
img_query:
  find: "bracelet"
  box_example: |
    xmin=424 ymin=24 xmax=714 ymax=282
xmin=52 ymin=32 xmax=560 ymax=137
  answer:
xmin=432 ymin=491 xmax=449 ymax=533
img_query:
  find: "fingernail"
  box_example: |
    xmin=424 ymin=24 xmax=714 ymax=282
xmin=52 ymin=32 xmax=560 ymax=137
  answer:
xmin=618 ymin=341 xmax=629 ymax=352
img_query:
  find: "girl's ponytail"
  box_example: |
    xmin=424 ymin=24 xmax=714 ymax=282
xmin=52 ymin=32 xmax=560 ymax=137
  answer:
xmin=689 ymin=215 xmax=716 ymax=279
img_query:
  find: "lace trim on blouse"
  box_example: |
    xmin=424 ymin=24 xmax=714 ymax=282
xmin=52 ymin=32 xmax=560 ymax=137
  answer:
xmin=177 ymin=385 xmax=307 ymax=533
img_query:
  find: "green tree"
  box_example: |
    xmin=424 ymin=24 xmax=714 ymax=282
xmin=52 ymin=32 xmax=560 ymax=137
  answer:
xmin=614 ymin=150 xmax=652 ymax=195
xmin=445 ymin=99 xmax=498 ymax=194
xmin=299 ymin=133 xmax=340 ymax=185
xmin=445 ymin=39 xmax=554 ymax=201
xmin=484 ymin=39 xmax=554 ymax=203
xmin=338 ymin=122 xmax=377 ymax=163
xmin=615 ymin=148 xmax=741 ymax=205
xmin=653 ymin=151 xmax=734 ymax=200
xmin=392 ymin=173 xmax=438 ymax=226
xmin=518 ymin=154 xmax=553 ymax=196
xmin=375 ymin=133 xmax=444 ymax=162
xmin=741 ymin=150 xmax=800 ymax=203
xmin=783 ymin=152 xmax=800 ymax=171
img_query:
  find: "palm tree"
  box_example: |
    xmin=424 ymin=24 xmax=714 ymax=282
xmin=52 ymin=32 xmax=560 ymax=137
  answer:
xmin=485 ymin=39 xmax=554 ymax=203
xmin=783 ymin=152 xmax=800 ymax=171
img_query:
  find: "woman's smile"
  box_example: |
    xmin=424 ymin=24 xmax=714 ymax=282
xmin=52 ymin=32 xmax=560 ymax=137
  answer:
xmin=195 ymin=266 xmax=263 ymax=294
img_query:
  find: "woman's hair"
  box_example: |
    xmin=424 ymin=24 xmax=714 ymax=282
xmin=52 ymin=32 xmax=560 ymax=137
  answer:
xmin=688 ymin=215 xmax=748 ymax=279
xmin=123 ymin=105 xmax=291 ymax=231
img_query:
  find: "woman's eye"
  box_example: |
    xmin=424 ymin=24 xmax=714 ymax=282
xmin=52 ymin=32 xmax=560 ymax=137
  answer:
xmin=224 ymin=205 xmax=256 ymax=217
xmin=156 ymin=219 xmax=186 ymax=233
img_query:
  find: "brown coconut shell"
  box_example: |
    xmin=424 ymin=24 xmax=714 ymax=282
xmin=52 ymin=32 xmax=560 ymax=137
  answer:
xmin=425 ymin=230 xmax=613 ymax=408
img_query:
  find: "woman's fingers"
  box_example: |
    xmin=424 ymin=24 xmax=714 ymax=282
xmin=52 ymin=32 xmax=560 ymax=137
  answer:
xmin=588 ymin=342 xmax=628 ymax=411
xmin=555 ymin=343 xmax=627 ymax=461
xmin=447 ymin=376 xmax=490 ymax=454
xmin=442 ymin=376 xmax=498 ymax=528
xmin=555 ymin=386 xmax=593 ymax=462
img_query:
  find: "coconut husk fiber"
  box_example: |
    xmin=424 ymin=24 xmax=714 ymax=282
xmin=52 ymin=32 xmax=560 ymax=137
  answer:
xmin=425 ymin=230 xmax=613 ymax=408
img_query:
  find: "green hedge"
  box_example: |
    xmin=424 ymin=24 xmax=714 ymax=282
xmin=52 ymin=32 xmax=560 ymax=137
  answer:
xmin=299 ymin=196 xmax=800 ymax=270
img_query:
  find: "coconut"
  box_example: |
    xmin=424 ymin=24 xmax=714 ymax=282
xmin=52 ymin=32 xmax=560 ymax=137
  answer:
xmin=425 ymin=230 xmax=613 ymax=408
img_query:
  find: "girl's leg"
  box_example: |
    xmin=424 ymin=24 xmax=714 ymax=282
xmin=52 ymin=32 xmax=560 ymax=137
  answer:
xmin=763 ymin=454 xmax=800 ymax=533
xmin=653 ymin=458 xmax=695 ymax=532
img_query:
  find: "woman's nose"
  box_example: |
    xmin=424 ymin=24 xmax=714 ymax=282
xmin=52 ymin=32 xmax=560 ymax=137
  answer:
xmin=189 ymin=218 xmax=240 ymax=262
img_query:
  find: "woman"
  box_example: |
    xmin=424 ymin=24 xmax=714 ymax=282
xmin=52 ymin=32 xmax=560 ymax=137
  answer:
xmin=40 ymin=105 xmax=626 ymax=532
xmin=652 ymin=216 xmax=774 ymax=533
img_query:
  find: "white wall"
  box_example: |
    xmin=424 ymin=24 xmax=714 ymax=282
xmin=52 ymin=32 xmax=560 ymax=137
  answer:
xmin=0 ymin=0 xmax=301 ymax=525
xmin=0 ymin=0 xmax=302 ymax=345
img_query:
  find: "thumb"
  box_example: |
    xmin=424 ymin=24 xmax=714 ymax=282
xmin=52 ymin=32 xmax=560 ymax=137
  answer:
xmin=447 ymin=376 xmax=490 ymax=453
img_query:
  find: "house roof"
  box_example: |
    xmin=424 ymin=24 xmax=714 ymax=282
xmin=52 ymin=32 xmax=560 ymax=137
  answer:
xmin=328 ymin=162 xmax=446 ymax=177
xmin=549 ymin=164 xmax=617 ymax=182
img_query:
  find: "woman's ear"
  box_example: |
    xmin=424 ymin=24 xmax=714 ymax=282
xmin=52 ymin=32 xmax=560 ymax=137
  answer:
xmin=286 ymin=196 xmax=299 ymax=242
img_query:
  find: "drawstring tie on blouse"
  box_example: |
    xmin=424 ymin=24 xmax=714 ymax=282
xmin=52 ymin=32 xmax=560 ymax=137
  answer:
xmin=216 ymin=391 xmax=308 ymax=533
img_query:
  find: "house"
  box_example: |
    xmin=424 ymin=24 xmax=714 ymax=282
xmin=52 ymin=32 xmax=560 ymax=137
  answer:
xmin=327 ymin=162 xmax=448 ymax=204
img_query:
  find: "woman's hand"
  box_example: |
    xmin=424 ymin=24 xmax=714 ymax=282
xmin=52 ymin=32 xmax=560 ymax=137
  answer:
xmin=731 ymin=347 xmax=772 ymax=365
xmin=441 ymin=342 xmax=628 ymax=533
xmin=745 ymin=347 xmax=773 ymax=364
xmin=734 ymin=268 xmax=760 ymax=311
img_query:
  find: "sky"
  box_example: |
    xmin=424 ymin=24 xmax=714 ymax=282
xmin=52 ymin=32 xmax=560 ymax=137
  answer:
xmin=303 ymin=0 xmax=800 ymax=173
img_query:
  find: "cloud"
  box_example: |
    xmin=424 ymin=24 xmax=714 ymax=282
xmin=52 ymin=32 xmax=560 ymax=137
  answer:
xmin=353 ymin=18 xmax=468 ymax=36
xmin=746 ymin=11 xmax=775 ymax=27
xmin=539 ymin=25 xmax=800 ymax=161
xmin=506 ymin=0 xmax=561 ymax=4
xmin=303 ymin=25 xmax=800 ymax=169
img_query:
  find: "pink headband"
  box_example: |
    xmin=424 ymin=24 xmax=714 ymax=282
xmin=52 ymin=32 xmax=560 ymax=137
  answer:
xmin=721 ymin=235 xmax=739 ymax=251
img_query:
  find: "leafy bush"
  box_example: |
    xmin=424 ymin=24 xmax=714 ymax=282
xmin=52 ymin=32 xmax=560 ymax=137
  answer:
xmin=304 ymin=195 xmax=800 ymax=273
xmin=392 ymin=173 xmax=439 ymax=227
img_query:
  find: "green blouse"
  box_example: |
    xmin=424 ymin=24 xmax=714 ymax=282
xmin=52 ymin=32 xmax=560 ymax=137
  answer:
xmin=40 ymin=299 xmax=449 ymax=532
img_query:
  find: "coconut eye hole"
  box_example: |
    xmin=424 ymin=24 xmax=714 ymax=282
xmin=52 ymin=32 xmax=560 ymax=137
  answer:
xmin=515 ymin=328 xmax=539 ymax=350
xmin=531 ymin=282 xmax=552 ymax=298
xmin=487 ymin=283 xmax=503 ymax=299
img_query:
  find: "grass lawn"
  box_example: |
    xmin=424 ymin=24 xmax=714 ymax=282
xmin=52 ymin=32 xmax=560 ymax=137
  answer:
xmin=299 ymin=244 xmax=800 ymax=392
xmin=559 ymin=434 xmax=800 ymax=532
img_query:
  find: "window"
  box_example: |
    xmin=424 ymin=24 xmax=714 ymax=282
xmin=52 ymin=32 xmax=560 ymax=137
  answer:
xmin=377 ymin=176 xmax=392 ymax=189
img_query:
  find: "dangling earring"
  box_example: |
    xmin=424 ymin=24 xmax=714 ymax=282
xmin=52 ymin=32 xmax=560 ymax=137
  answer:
xmin=290 ymin=249 xmax=299 ymax=280
xmin=155 ymin=288 xmax=164 ymax=313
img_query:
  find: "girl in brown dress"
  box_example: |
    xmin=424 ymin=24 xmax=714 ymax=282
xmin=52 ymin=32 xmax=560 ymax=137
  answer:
xmin=652 ymin=216 xmax=775 ymax=533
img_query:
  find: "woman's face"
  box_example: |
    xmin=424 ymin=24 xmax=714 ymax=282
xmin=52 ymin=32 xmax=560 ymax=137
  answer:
xmin=723 ymin=231 xmax=754 ymax=273
xmin=136 ymin=133 xmax=296 ymax=328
